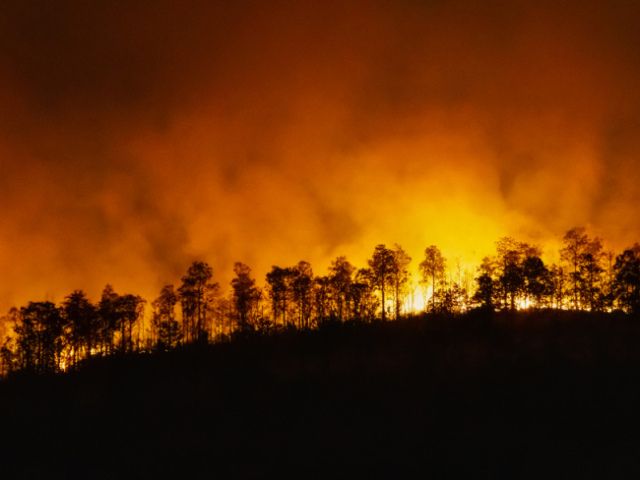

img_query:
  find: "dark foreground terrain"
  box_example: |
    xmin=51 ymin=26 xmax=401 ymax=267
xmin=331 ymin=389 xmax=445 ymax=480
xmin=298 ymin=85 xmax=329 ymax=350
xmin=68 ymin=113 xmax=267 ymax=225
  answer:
xmin=2 ymin=310 xmax=640 ymax=479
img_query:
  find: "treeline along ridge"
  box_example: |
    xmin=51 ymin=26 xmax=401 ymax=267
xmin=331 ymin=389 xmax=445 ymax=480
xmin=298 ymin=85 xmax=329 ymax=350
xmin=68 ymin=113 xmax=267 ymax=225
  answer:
xmin=1 ymin=226 xmax=639 ymax=376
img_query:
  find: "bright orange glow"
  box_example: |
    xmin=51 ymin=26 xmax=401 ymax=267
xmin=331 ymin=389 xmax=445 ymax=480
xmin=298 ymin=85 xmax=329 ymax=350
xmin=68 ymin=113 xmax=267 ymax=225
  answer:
xmin=517 ymin=298 xmax=531 ymax=311
xmin=405 ymin=286 xmax=427 ymax=314
xmin=0 ymin=1 xmax=639 ymax=312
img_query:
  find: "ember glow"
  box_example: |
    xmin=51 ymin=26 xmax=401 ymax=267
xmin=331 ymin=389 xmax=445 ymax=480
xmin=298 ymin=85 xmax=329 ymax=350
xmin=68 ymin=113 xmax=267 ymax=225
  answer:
xmin=1 ymin=0 xmax=640 ymax=308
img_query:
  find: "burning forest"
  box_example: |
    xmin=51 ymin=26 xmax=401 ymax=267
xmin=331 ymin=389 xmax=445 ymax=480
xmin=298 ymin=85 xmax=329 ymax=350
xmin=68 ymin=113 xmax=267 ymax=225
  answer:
xmin=3 ymin=1 xmax=640 ymax=477
xmin=1 ymin=227 xmax=640 ymax=376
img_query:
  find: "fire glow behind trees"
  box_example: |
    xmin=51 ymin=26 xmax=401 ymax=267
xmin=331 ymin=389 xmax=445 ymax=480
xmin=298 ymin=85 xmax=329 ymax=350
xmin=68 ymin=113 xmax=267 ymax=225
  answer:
xmin=1 ymin=1 xmax=640 ymax=308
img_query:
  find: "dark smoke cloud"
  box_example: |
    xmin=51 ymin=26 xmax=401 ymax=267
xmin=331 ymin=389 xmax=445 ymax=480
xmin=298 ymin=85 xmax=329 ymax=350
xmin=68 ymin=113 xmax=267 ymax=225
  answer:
xmin=1 ymin=0 xmax=640 ymax=307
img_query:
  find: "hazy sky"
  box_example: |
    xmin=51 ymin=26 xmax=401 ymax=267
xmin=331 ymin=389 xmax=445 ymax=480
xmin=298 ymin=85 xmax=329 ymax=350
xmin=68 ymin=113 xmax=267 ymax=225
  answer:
xmin=1 ymin=0 xmax=640 ymax=307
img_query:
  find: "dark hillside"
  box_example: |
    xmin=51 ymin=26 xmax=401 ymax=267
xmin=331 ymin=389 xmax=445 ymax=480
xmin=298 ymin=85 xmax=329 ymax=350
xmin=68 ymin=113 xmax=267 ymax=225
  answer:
xmin=2 ymin=311 xmax=640 ymax=479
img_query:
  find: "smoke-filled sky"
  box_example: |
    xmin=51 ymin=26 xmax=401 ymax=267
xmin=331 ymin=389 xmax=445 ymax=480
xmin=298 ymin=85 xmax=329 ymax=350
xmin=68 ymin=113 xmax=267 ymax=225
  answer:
xmin=1 ymin=0 xmax=640 ymax=307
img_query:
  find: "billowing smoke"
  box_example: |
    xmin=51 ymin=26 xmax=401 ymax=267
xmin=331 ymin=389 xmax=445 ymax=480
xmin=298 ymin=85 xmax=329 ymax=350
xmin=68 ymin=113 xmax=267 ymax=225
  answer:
xmin=1 ymin=0 xmax=640 ymax=308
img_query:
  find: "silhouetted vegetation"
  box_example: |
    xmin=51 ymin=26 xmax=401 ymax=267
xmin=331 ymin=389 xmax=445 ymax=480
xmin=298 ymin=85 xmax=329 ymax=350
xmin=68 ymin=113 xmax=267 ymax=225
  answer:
xmin=1 ymin=310 xmax=640 ymax=478
xmin=2 ymin=227 xmax=640 ymax=376
xmin=2 ymin=228 xmax=640 ymax=477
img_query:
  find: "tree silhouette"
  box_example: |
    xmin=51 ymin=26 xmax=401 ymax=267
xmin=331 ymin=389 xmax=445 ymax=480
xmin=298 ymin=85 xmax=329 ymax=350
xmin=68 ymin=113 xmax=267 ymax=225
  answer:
xmin=115 ymin=294 xmax=146 ymax=353
xmin=13 ymin=302 xmax=66 ymax=373
xmin=0 ymin=335 xmax=15 ymax=376
xmin=291 ymin=261 xmax=314 ymax=329
xmin=231 ymin=262 xmax=260 ymax=331
xmin=549 ymin=265 xmax=568 ymax=309
xmin=494 ymin=238 xmax=526 ymax=310
xmin=178 ymin=261 xmax=217 ymax=343
xmin=579 ymin=252 xmax=604 ymax=311
xmin=602 ymin=250 xmax=617 ymax=311
xmin=151 ymin=285 xmax=181 ymax=350
xmin=61 ymin=290 xmax=98 ymax=368
xmin=328 ymin=256 xmax=355 ymax=321
xmin=390 ymin=244 xmax=411 ymax=320
xmin=98 ymin=285 xmax=120 ymax=355
xmin=560 ymin=228 xmax=602 ymax=310
xmin=265 ymin=266 xmax=293 ymax=327
xmin=351 ymin=268 xmax=378 ymax=321
xmin=439 ymin=278 xmax=467 ymax=314
xmin=368 ymin=245 xmax=395 ymax=321
xmin=420 ymin=246 xmax=446 ymax=313
xmin=472 ymin=273 xmax=495 ymax=309
xmin=522 ymin=256 xmax=552 ymax=309
xmin=312 ymin=275 xmax=332 ymax=323
xmin=613 ymin=250 xmax=640 ymax=313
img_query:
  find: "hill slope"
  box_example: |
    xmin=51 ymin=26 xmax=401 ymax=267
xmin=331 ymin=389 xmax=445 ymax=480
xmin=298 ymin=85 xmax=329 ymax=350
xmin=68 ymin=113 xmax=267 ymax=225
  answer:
xmin=2 ymin=311 xmax=640 ymax=479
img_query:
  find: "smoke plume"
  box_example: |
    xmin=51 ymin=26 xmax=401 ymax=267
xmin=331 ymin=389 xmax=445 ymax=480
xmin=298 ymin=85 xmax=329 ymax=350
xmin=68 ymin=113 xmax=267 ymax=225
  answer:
xmin=1 ymin=0 xmax=640 ymax=307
